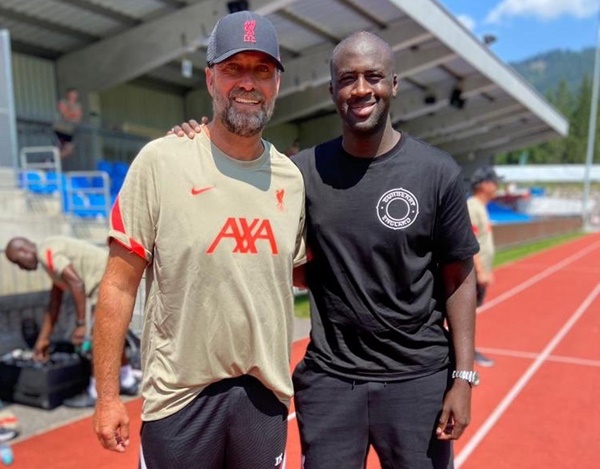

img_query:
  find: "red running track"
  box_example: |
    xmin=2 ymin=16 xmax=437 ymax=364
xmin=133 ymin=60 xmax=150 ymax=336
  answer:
xmin=9 ymin=233 xmax=600 ymax=468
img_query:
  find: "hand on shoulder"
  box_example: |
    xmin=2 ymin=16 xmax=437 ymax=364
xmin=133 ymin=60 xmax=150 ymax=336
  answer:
xmin=168 ymin=117 xmax=208 ymax=139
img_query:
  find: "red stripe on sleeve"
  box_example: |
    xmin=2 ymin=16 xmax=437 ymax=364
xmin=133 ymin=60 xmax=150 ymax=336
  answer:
xmin=129 ymin=238 xmax=147 ymax=259
xmin=471 ymin=224 xmax=479 ymax=235
xmin=111 ymin=196 xmax=125 ymax=232
xmin=109 ymin=195 xmax=148 ymax=260
xmin=45 ymin=249 xmax=54 ymax=273
xmin=111 ymin=237 xmax=147 ymax=260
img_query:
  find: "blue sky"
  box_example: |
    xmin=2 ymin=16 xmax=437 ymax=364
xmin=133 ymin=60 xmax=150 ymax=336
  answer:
xmin=439 ymin=0 xmax=599 ymax=63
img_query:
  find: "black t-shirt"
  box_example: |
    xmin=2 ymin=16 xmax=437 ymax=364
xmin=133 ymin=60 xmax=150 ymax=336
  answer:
xmin=292 ymin=134 xmax=479 ymax=381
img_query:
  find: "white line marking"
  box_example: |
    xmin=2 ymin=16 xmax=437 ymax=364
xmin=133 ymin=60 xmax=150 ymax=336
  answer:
xmin=285 ymin=412 xmax=296 ymax=469
xmin=139 ymin=443 xmax=148 ymax=469
xmin=455 ymin=283 xmax=600 ymax=468
xmin=476 ymin=348 xmax=600 ymax=368
xmin=478 ymin=240 xmax=600 ymax=315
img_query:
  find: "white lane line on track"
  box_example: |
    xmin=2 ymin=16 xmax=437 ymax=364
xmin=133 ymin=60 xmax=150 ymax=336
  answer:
xmin=455 ymin=283 xmax=600 ymax=468
xmin=478 ymin=240 xmax=600 ymax=315
xmin=284 ymin=413 xmax=297 ymax=469
xmin=476 ymin=348 xmax=600 ymax=368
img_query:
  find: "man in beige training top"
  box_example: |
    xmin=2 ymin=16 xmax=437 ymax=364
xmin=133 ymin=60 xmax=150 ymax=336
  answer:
xmin=91 ymin=11 xmax=305 ymax=469
xmin=467 ymin=166 xmax=502 ymax=367
xmin=4 ymin=236 xmax=138 ymax=408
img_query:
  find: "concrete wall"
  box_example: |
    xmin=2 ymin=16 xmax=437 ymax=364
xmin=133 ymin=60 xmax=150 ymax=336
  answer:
xmin=494 ymin=216 xmax=582 ymax=250
xmin=99 ymin=83 xmax=186 ymax=138
xmin=298 ymin=112 xmax=341 ymax=149
xmin=12 ymin=53 xmax=57 ymax=121
xmin=263 ymin=122 xmax=299 ymax=154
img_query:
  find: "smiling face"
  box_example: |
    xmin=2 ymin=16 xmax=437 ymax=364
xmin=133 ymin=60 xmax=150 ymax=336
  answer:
xmin=206 ymin=51 xmax=280 ymax=137
xmin=330 ymin=33 xmax=397 ymax=136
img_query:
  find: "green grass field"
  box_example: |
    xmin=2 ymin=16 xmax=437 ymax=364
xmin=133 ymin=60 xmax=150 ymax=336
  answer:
xmin=294 ymin=231 xmax=585 ymax=318
xmin=494 ymin=231 xmax=583 ymax=267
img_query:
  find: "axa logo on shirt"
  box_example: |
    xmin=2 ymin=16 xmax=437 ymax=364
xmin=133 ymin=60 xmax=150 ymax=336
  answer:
xmin=207 ymin=217 xmax=278 ymax=254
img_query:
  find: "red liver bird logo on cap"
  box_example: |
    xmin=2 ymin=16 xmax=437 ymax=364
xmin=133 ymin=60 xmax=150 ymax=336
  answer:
xmin=244 ymin=20 xmax=256 ymax=42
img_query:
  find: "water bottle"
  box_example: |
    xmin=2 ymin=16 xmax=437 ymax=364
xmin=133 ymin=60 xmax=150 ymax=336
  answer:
xmin=0 ymin=443 xmax=13 ymax=466
xmin=79 ymin=336 xmax=92 ymax=360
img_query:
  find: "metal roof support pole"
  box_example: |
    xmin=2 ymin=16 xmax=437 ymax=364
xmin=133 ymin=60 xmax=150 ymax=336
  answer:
xmin=582 ymin=8 xmax=600 ymax=231
xmin=0 ymin=30 xmax=18 ymax=170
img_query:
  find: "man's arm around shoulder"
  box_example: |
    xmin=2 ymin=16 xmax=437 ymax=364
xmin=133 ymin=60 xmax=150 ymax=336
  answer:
xmin=93 ymin=241 xmax=147 ymax=453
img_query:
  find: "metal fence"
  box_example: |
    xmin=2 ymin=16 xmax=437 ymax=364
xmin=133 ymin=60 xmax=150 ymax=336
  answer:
xmin=17 ymin=117 xmax=150 ymax=171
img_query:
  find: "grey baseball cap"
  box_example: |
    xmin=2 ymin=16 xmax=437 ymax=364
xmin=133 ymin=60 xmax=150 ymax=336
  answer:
xmin=206 ymin=11 xmax=284 ymax=71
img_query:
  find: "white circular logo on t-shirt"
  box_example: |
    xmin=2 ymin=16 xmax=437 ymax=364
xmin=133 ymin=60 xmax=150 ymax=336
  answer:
xmin=376 ymin=188 xmax=419 ymax=230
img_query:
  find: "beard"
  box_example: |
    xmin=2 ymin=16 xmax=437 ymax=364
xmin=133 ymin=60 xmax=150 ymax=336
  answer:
xmin=213 ymin=89 xmax=275 ymax=137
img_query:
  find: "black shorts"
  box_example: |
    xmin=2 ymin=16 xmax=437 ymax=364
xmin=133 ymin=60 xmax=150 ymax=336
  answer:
xmin=54 ymin=131 xmax=74 ymax=144
xmin=293 ymin=361 xmax=453 ymax=469
xmin=140 ymin=375 xmax=288 ymax=469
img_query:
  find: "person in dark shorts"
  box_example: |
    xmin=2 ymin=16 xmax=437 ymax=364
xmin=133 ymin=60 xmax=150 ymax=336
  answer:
xmin=289 ymin=32 xmax=479 ymax=469
xmin=52 ymin=88 xmax=82 ymax=159
xmin=468 ymin=166 xmax=503 ymax=368
xmin=92 ymin=11 xmax=305 ymax=469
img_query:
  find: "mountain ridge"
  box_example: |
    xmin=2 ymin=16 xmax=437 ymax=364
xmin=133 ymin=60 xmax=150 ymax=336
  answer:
xmin=510 ymin=47 xmax=595 ymax=95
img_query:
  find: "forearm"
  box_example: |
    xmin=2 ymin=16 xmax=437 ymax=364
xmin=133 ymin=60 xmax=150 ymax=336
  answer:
xmin=443 ymin=261 xmax=477 ymax=370
xmin=94 ymin=242 xmax=146 ymax=401
xmin=40 ymin=287 xmax=63 ymax=337
xmin=94 ymin=279 xmax=137 ymax=400
xmin=71 ymin=286 xmax=87 ymax=324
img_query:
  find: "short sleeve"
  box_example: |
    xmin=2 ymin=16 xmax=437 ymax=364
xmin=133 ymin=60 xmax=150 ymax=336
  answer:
xmin=109 ymin=142 xmax=160 ymax=262
xmin=293 ymin=198 xmax=307 ymax=267
xmin=434 ymin=172 xmax=479 ymax=263
xmin=36 ymin=242 xmax=69 ymax=289
xmin=467 ymin=199 xmax=482 ymax=237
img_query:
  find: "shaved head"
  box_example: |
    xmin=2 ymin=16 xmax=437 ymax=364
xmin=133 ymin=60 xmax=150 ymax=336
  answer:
xmin=5 ymin=237 xmax=38 ymax=270
xmin=329 ymin=31 xmax=398 ymax=139
xmin=331 ymin=31 xmax=395 ymax=77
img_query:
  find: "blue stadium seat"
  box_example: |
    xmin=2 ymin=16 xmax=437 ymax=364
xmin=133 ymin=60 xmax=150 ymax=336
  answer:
xmin=63 ymin=171 xmax=111 ymax=219
xmin=488 ymin=201 xmax=533 ymax=224
xmin=111 ymin=162 xmax=129 ymax=195
xmin=19 ymin=170 xmax=63 ymax=194
xmin=95 ymin=159 xmax=129 ymax=195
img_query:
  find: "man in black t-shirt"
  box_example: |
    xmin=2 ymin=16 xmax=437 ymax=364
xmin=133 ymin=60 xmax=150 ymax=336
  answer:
xmin=172 ymin=31 xmax=479 ymax=469
xmin=290 ymin=32 xmax=478 ymax=469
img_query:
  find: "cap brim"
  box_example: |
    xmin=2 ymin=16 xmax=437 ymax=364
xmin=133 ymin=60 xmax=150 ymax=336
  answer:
xmin=209 ymin=48 xmax=285 ymax=72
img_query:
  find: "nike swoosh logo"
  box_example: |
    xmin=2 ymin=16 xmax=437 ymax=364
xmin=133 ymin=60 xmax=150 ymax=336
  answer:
xmin=191 ymin=186 xmax=214 ymax=196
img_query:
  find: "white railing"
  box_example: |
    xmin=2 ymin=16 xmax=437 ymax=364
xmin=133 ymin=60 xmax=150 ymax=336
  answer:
xmin=64 ymin=171 xmax=111 ymax=221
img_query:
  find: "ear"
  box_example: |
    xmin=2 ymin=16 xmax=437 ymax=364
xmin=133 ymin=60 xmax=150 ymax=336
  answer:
xmin=329 ymin=81 xmax=333 ymax=96
xmin=205 ymin=67 xmax=214 ymax=97
xmin=392 ymin=74 xmax=398 ymax=98
xmin=275 ymin=71 xmax=281 ymax=94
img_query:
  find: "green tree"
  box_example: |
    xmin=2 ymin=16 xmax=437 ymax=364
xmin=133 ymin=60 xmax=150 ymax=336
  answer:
xmin=496 ymin=74 xmax=600 ymax=165
xmin=497 ymin=79 xmax=574 ymax=164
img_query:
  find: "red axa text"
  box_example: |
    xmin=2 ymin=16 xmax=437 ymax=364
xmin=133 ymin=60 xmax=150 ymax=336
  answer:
xmin=207 ymin=218 xmax=278 ymax=254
